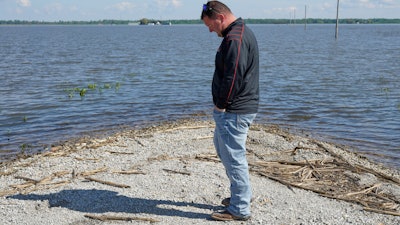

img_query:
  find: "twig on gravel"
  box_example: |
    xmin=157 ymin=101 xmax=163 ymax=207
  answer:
xmin=84 ymin=177 xmax=130 ymax=188
xmin=75 ymin=157 xmax=101 ymax=162
xmin=76 ymin=166 xmax=108 ymax=177
xmin=344 ymin=183 xmax=382 ymax=197
xmin=195 ymin=154 xmax=220 ymax=162
xmin=84 ymin=214 xmax=160 ymax=223
xmin=0 ymin=170 xmax=16 ymax=176
xmin=162 ymin=125 xmax=211 ymax=133
xmin=162 ymin=169 xmax=191 ymax=176
xmin=0 ymin=190 xmax=18 ymax=197
xmin=193 ymin=136 xmax=213 ymax=140
xmin=106 ymin=150 xmax=135 ymax=155
xmin=363 ymin=207 xmax=400 ymax=216
xmin=14 ymin=175 xmax=40 ymax=184
xmin=354 ymin=165 xmax=400 ymax=185
xmin=112 ymin=169 xmax=146 ymax=175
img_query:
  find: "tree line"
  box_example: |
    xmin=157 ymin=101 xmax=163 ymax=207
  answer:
xmin=1 ymin=18 xmax=399 ymax=25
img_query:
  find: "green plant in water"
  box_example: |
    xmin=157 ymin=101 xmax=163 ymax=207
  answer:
xmin=80 ymin=88 xmax=87 ymax=97
xmin=382 ymin=87 xmax=390 ymax=99
xmin=115 ymin=82 xmax=121 ymax=91
xmin=19 ymin=143 xmax=31 ymax=155
xmin=64 ymin=81 xmax=122 ymax=98
xmin=88 ymin=83 xmax=97 ymax=90
xmin=23 ymin=116 xmax=27 ymax=122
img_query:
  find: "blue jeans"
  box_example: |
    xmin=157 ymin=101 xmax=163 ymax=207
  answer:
xmin=213 ymin=109 xmax=256 ymax=217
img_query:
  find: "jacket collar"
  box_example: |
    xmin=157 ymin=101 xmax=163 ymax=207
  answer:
xmin=222 ymin=18 xmax=243 ymax=37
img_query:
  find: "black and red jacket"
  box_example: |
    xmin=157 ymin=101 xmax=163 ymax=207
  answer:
xmin=212 ymin=18 xmax=259 ymax=114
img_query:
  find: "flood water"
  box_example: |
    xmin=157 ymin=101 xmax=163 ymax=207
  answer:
xmin=0 ymin=24 xmax=399 ymax=169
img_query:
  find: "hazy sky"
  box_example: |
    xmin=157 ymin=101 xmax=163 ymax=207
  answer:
xmin=1 ymin=0 xmax=399 ymax=21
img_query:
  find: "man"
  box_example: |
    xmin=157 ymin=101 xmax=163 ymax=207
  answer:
xmin=201 ymin=1 xmax=260 ymax=221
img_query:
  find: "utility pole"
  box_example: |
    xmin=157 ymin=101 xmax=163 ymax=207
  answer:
xmin=304 ymin=5 xmax=307 ymax=30
xmin=335 ymin=0 xmax=340 ymax=39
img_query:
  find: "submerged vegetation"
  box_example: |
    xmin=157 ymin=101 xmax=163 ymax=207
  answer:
xmin=1 ymin=18 xmax=399 ymax=25
xmin=64 ymin=82 xmax=121 ymax=99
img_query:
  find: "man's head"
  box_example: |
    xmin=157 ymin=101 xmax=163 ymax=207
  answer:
xmin=201 ymin=1 xmax=236 ymax=37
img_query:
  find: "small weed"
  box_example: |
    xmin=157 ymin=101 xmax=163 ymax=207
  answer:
xmin=79 ymin=88 xmax=87 ymax=97
xmin=23 ymin=116 xmax=28 ymax=122
xmin=19 ymin=143 xmax=32 ymax=155
xmin=88 ymin=83 xmax=97 ymax=90
xmin=64 ymin=82 xmax=121 ymax=98
xmin=115 ymin=82 xmax=121 ymax=91
xmin=382 ymin=87 xmax=390 ymax=99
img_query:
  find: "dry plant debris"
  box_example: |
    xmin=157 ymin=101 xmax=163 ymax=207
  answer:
xmin=0 ymin=119 xmax=399 ymax=218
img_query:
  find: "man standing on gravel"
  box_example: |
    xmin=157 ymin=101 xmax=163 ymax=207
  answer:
xmin=201 ymin=1 xmax=259 ymax=221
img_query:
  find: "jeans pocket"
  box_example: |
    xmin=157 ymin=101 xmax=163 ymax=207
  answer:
xmin=237 ymin=114 xmax=256 ymax=129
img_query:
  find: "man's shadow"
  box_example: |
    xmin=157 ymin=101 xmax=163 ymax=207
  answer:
xmin=9 ymin=189 xmax=222 ymax=219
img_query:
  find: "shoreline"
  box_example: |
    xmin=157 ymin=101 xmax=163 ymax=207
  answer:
xmin=0 ymin=119 xmax=399 ymax=224
xmin=2 ymin=116 xmax=398 ymax=172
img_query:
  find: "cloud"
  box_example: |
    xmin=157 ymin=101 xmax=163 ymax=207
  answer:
xmin=112 ymin=2 xmax=136 ymax=11
xmin=170 ymin=0 xmax=182 ymax=7
xmin=43 ymin=3 xmax=63 ymax=14
xmin=156 ymin=0 xmax=182 ymax=8
xmin=16 ymin=0 xmax=30 ymax=7
xmin=341 ymin=0 xmax=399 ymax=9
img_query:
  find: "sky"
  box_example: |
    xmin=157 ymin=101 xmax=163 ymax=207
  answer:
xmin=0 ymin=0 xmax=399 ymax=21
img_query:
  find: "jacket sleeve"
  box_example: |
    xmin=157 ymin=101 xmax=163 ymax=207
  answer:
xmin=215 ymin=27 xmax=247 ymax=109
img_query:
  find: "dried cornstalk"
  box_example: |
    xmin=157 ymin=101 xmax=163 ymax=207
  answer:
xmin=258 ymin=172 xmax=327 ymax=195
xmin=148 ymin=155 xmax=176 ymax=162
xmin=106 ymin=151 xmax=135 ymax=155
xmin=304 ymin=158 xmax=321 ymax=178
xmin=14 ymin=176 xmax=39 ymax=184
xmin=193 ymin=136 xmax=213 ymax=140
xmin=112 ymin=170 xmax=146 ymax=175
xmin=354 ymin=165 xmax=400 ymax=185
xmin=195 ymin=154 xmax=220 ymax=162
xmin=301 ymin=168 xmax=314 ymax=181
xmin=363 ymin=207 xmax=400 ymax=216
xmin=84 ymin=214 xmax=160 ymax=223
xmin=0 ymin=170 xmax=16 ymax=176
xmin=291 ymin=166 xmax=308 ymax=175
xmin=314 ymin=168 xmax=344 ymax=172
xmin=44 ymin=180 xmax=71 ymax=189
xmin=53 ymin=170 xmax=70 ymax=177
xmin=85 ymin=177 xmax=130 ymax=188
xmin=344 ymin=183 xmax=382 ymax=197
xmin=75 ymin=157 xmax=101 ymax=162
xmin=369 ymin=192 xmax=400 ymax=204
xmin=77 ymin=167 xmax=108 ymax=177
xmin=42 ymin=151 xmax=69 ymax=157
xmin=162 ymin=125 xmax=210 ymax=133
xmin=10 ymin=182 xmax=35 ymax=189
xmin=0 ymin=190 xmax=18 ymax=197
xmin=163 ymin=169 xmax=191 ymax=176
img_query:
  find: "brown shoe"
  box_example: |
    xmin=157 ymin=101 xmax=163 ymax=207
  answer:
xmin=211 ymin=210 xmax=250 ymax=221
xmin=221 ymin=197 xmax=230 ymax=207
xmin=221 ymin=197 xmax=253 ymax=206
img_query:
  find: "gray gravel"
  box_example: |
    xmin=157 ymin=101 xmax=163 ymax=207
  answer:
xmin=1 ymin=120 xmax=399 ymax=225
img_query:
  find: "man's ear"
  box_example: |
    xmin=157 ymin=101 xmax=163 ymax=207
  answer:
xmin=216 ymin=13 xmax=225 ymax=23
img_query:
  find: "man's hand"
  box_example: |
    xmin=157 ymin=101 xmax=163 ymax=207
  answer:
xmin=214 ymin=106 xmax=226 ymax=112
